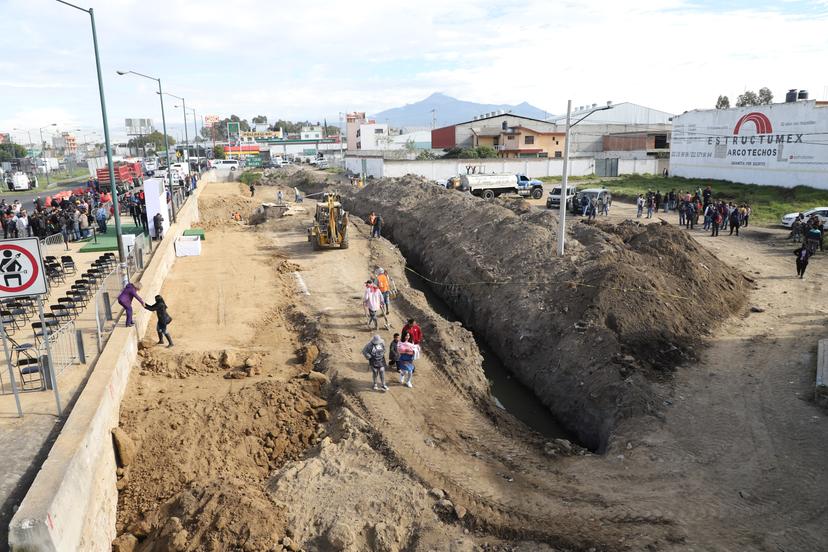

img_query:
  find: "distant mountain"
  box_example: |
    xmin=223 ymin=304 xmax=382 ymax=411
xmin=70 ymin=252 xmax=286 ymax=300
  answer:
xmin=371 ymin=93 xmax=552 ymax=128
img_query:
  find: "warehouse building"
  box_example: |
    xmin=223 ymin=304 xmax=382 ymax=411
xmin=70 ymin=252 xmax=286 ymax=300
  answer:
xmin=671 ymin=97 xmax=828 ymax=188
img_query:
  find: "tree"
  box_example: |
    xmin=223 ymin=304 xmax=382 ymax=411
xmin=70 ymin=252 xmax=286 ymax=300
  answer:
xmin=128 ymin=131 xmax=175 ymax=151
xmin=758 ymin=87 xmax=773 ymax=105
xmin=715 ymin=95 xmax=730 ymax=109
xmin=251 ymin=115 xmax=268 ymax=124
xmin=0 ymin=142 xmax=29 ymax=162
xmin=736 ymin=90 xmax=761 ymax=107
xmin=213 ymin=145 xmax=225 ymax=159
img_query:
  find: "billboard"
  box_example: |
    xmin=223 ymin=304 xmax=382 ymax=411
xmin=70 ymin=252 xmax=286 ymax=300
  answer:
xmin=203 ymin=115 xmax=220 ymax=127
xmin=671 ymin=101 xmax=828 ymax=188
xmin=125 ymin=118 xmax=154 ymax=136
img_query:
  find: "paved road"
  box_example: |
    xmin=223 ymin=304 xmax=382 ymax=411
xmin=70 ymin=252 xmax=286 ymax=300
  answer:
xmin=0 ymin=181 xmax=89 ymax=210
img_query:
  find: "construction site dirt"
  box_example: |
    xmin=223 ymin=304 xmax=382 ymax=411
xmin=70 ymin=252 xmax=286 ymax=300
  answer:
xmin=111 ymin=175 xmax=828 ymax=552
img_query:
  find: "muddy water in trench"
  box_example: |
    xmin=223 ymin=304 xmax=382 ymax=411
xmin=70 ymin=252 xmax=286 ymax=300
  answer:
xmin=405 ymin=268 xmax=570 ymax=441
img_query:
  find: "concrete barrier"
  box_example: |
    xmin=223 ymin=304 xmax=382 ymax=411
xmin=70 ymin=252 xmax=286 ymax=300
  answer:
xmin=817 ymin=339 xmax=828 ymax=408
xmin=8 ymin=181 xmax=205 ymax=551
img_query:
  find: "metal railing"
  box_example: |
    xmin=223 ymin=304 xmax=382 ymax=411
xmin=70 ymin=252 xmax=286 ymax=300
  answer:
xmin=39 ymin=320 xmax=80 ymax=377
xmin=40 ymin=232 xmax=69 ymax=257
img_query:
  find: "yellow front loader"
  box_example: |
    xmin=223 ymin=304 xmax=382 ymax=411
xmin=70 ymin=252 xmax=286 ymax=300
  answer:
xmin=308 ymin=193 xmax=350 ymax=250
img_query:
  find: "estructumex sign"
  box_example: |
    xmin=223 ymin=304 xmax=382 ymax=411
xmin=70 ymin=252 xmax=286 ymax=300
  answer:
xmin=671 ymin=100 xmax=828 ymax=188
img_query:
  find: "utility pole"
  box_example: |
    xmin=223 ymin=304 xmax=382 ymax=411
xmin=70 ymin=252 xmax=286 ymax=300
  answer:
xmin=557 ymin=100 xmax=613 ymax=256
xmin=431 ymin=108 xmax=437 ymax=129
xmin=557 ymin=100 xmax=572 ymax=256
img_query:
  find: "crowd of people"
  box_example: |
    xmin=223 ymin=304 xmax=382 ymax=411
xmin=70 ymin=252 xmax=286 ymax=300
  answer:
xmin=635 ymin=186 xmax=753 ymax=236
xmin=0 ymin=182 xmax=118 ymax=242
xmin=361 ymin=261 xmax=423 ymax=392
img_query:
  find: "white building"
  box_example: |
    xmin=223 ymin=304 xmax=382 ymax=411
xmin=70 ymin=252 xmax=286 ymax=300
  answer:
xmin=547 ymin=102 xmax=674 ymax=126
xmin=300 ymin=126 xmax=324 ymax=141
xmin=671 ymin=99 xmax=828 ymax=188
xmin=356 ymin=123 xmax=389 ymax=150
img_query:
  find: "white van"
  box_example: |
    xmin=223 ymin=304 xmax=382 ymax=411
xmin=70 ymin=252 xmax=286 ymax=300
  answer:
xmin=215 ymin=159 xmax=240 ymax=171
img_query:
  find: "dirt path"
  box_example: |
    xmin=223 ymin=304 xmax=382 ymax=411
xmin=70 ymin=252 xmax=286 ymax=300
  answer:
xmin=275 ymin=184 xmax=828 ymax=550
xmin=116 ymin=179 xmax=828 ymax=551
xmin=272 ymin=214 xmax=684 ymax=550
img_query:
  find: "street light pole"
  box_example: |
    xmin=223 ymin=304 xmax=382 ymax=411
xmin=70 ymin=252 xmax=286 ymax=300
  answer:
xmin=117 ymin=70 xmax=177 ymax=223
xmin=556 ymin=101 xmax=613 ymax=256
xmin=557 ymin=100 xmax=572 ymax=256
xmin=56 ymin=0 xmax=127 ymax=283
xmin=38 ymin=124 xmax=56 ymax=187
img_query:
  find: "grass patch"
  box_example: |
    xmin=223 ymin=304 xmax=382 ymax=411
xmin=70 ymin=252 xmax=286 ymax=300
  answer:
xmin=538 ymin=175 xmax=598 ymax=184
xmin=323 ymin=166 xmax=344 ymax=174
xmin=592 ymin=174 xmax=828 ymax=224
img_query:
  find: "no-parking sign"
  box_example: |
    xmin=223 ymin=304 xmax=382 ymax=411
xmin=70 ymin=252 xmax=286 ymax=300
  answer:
xmin=0 ymin=238 xmax=48 ymax=298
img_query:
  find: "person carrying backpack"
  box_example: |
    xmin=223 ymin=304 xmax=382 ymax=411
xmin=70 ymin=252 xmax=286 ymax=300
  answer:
xmin=361 ymin=334 xmax=388 ymax=391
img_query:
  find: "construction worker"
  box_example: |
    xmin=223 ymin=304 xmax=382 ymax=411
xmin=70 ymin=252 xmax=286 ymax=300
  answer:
xmin=375 ymin=267 xmax=392 ymax=314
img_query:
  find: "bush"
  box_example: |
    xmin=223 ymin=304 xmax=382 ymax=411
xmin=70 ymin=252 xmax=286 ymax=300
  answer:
xmin=239 ymin=170 xmax=262 ymax=186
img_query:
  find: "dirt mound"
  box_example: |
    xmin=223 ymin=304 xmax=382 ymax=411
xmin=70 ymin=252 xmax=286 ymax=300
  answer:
xmin=117 ymin=377 xmax=327 ymax=534
xmin=342 ymin=177 xmax=750 ymax=450
xmin=120 ymin=481 xmax=286 ymax=552
xmin=197 ymin=184 xmax=260 ymax=228
xmin=268 ymin=407 xmax=481 ymax=552
xmin=136 ymin=348 xmax=267 ymax=379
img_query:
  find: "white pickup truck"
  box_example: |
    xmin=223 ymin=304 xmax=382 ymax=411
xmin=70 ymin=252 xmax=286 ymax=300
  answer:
xmin=457 ymin=173 xmax=544 ymax=200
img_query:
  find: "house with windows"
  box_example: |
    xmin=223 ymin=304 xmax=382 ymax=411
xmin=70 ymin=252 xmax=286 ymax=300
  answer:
xmin=431 ymin=113 xmax=565 ymax=158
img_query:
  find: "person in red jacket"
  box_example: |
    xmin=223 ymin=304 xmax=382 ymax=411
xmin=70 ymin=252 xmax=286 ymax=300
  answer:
xmin=401 ymin=318 xmax=422 ymax=345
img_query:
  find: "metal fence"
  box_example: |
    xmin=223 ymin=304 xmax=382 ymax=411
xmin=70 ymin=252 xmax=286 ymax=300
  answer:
xmin=40 ymin=232 xmax=69 ymax=257
xmin=39 ymin=320 xmax=80 ymax=377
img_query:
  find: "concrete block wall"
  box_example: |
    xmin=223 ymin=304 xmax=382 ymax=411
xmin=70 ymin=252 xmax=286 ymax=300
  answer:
xmin=7 ymin=178 xmax=207 ymax=552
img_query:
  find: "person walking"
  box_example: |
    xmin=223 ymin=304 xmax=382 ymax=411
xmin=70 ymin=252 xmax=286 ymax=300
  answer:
xmin=144 ymin=295 xmax=173 ymax=347
xmin=388 ymin=333 xmax=400 ymax=372
xmin=249 ymin=182 xmax=255 ymax=197
xmin=729 ymin=208 xmax=741 ymax=236
xmin=375 ymin=268 xmax=392 ymax=314
xmin=361 ymin=334 xmax=388 ymax=391
xmin=794 ymin=245 xmax=812 ymax=278
xmin=710 ymin=208 xmax=721 ymax=237
xmin=636 ymin=194 xmax=644 ymax=218
xmin=372 ymin=213 xmax=383 ymax=238
xmin=397 ymin=335 xmax=417 ymax=388
xmin=401 ymin=318 xmax=422 ymax=345
xmin=117 ymin=282 xmax=144 ymax=327
xmin=363 ymin=280 xmax=384 ymax=330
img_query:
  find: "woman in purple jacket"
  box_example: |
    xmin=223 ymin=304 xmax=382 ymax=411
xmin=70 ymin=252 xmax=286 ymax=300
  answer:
xmin=117 ymin=282 xmax=144 ymax=327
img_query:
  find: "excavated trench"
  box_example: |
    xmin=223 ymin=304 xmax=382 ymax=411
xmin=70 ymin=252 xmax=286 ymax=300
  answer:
xmin=337 ymin=177 xmax=750 ymax=452
xmin=405 ymin=267 xmax=569 ymax=440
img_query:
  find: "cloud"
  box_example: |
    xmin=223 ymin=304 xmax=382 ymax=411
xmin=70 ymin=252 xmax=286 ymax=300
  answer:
xmin=1 ymin=0 xmax=827 ymax=136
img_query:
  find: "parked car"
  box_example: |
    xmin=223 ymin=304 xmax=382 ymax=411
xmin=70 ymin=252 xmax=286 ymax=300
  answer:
xmin=546 ymin=185 xmax=577 ymax=209
xmin=781 ymin=207 xmax=828 ymax=228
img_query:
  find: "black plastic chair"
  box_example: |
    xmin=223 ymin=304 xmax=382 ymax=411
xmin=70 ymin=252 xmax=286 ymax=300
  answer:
xmin=58 ymin=297 xmax=81 ymax=316
xmin=61 ymin=255 xmax=77 ymax=275
xmin=50 ymin=304 xmax=73 ymax=323
xmin=8 ymin=336 xmax=42 ymax=391
xmin=32 ymin=320 xmax=59 ymax=346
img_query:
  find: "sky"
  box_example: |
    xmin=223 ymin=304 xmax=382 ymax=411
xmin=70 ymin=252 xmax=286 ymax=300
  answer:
xmin=2 ymin=0 xmax=828 ymax=142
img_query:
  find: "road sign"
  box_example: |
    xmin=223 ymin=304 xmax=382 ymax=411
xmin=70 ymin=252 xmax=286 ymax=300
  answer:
xmin=0 ymin=238 xmax=48 ymax=298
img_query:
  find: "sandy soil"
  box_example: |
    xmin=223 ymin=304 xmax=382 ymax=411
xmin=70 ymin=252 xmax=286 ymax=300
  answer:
xmin=114 ymin=177 xmax=828 ymax=552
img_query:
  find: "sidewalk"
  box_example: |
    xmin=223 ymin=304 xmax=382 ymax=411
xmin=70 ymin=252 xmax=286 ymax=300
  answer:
xmin=0 ymin=238 xmax=134 ymax=547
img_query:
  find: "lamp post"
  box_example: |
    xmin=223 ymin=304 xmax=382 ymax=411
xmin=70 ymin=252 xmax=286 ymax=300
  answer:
xmin=38 ymin=124 xmax=57 ymax=187
xmin=116 ymin=70 xmax=177 ymax=223
xmin=176 ymin=104 xmax=198 ymax=164
xmin=338 ymin=112 xmax=345 ymax=165
xmin=12 ymin=128 xmax=34 ymax=150
xmin=56 ymin=0 xmax=128 ymax=285
xmin=557 ymin=101 xmax=613 ymax=256
xmin=163 ymin=93 xmax=188 ymax=165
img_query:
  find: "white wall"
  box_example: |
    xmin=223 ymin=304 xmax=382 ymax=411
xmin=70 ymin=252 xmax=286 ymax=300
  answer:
xmin=346 ymin=157 xmax=598 ymax=180
xmin=357 ymin=124 xmax=389 ymax=150
xmin=671 ymin=100 xmax=828 ymax=188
